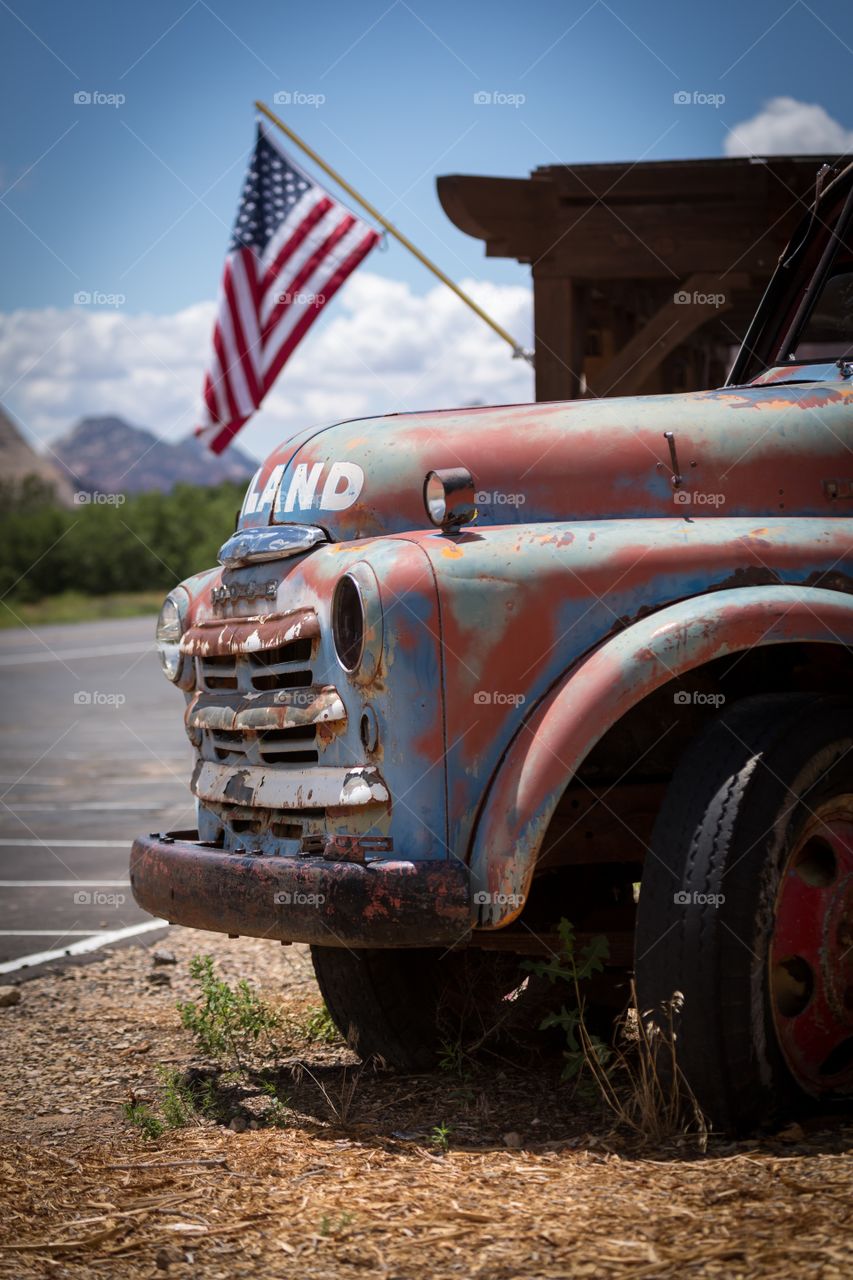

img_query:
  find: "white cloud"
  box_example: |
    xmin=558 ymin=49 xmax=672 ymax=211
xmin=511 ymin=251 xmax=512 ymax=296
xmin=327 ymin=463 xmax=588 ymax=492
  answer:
xmin=0 ymin=273 xmax=533 ymax=463
xmin=724 ymin=96 xmax=853 ymax=157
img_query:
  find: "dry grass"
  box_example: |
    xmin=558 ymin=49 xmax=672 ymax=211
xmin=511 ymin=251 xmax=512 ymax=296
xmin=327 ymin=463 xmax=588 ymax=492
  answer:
xmin=0 ymin=929 xmax=851 ymax=1279
xmin=579 ymin=984 xmax=709 ymax=1148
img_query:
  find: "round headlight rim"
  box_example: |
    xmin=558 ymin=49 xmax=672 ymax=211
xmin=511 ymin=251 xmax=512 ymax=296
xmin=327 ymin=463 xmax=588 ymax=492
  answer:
xmin=156 ymin=592 xmax=183 ymax=644
xmin=158 ymin=643 xmax=183 ymax=682
xmin=330 ymin=563 xmax=383 ymax=685
xmin=423 ymin=472 xmax=448 ymax=527
xmin=331 ymin=572 xmax=366 ymax=673
xmin=156 ymin=586 xmax=190 ymax=684
xmin=423 ymin=466 xmax=477 ymax=530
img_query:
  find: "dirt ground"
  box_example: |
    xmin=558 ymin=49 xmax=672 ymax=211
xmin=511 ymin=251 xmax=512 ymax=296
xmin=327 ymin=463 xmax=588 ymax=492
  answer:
xmin=0 ymin=929 xmax=851 ymax=1280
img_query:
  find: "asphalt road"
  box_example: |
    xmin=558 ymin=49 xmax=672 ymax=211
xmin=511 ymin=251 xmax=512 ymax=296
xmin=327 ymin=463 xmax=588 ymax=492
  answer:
xmin=0 ymin=616 xmax=194 ymax=966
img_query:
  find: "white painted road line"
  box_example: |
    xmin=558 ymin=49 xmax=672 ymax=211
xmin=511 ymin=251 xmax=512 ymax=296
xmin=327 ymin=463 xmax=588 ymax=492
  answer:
xmin=0 ymin=930 xmax=131 ymax=936
xmin=0 ymin=777 xmax=187 ymax=787
xmin=0 ymin=919 xmax=168 ymax=974
xmin=0 ymin=773 xmax=185 ymax=783
xmin=7 ymin=802 xmax=175 ymax=811
xmin=0 ymin=641 xmax=155 ymax=667
xmin=0 ymin=839 xmax=131 ymax=847
xmin=0 ymin=880 xmax=132 ymax=887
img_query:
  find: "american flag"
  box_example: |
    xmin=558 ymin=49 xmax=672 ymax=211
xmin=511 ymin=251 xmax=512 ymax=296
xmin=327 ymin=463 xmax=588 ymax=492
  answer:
xmin=196 ymin=124 xmax=380 ymax=454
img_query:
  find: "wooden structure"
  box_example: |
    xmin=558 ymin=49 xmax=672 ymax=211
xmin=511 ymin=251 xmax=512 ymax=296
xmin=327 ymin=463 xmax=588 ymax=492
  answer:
xmin=437 ymin=157 xmax=838 ymax=399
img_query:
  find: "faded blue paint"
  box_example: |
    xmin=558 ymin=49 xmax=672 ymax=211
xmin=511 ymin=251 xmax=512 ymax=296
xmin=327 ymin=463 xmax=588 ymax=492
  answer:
xmin=467 ymin=584 xmax=853 ymax=926
xmin=416 ymin=518 xmax=853 ymax=865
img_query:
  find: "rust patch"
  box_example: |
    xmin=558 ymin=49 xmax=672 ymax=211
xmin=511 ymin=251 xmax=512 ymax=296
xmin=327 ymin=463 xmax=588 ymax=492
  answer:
xmin=181 ymin=609 xmax=319 ymax=656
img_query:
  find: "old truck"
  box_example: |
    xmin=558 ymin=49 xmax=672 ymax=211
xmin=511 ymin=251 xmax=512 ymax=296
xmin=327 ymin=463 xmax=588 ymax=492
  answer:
xmin=133 ymin=159 xmax=853 ymax=1130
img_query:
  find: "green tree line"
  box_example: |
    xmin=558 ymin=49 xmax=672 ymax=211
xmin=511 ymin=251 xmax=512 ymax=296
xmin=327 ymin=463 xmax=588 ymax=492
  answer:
xmin=0 ymin=478 xmax=244 ymax=603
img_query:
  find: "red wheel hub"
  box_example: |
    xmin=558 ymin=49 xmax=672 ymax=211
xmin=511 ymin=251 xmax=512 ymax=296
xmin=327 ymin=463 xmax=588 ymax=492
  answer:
xmin=771 ymin=815 xmax=853 ymax=1094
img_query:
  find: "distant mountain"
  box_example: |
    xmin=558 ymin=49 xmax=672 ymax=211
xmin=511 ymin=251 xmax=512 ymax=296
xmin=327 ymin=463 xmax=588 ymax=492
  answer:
xmin=52 ymin=416 xmax=257 ymax=496
xmin=0 ymin=404 xmax=75 ymax=505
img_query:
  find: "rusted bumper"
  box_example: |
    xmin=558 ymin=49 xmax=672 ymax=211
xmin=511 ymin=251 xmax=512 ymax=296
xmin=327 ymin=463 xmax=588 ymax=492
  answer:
xmin=130 ymin=832 xmax=472 ymax=948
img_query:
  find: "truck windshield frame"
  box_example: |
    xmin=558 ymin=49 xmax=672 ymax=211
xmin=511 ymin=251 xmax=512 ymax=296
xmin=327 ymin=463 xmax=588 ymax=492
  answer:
xmin=774 ymin=181 xmax=853 ymax=366
xmin=727 ymin=161 xmax=853 ymax=386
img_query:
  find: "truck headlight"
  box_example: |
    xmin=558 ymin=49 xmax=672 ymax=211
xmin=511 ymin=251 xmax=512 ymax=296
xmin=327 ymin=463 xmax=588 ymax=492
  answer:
xmin=423 ymin=467 xmax=477 ymax=530
xmin=156 ymin=588 xmax=189 ymax=682
xmin=331 ymin=565 xmax=382 ymax=683
xmin=332 ymin=575 xmax=364 ymax=672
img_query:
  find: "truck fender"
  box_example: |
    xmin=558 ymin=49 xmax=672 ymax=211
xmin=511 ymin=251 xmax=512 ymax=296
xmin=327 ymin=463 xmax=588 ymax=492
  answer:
xmin=469 ymin=585 xmax=853 ymax=928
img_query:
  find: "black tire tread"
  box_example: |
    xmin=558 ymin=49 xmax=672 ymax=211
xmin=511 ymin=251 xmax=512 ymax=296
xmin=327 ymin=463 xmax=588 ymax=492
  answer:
xmin=310 ymin=946 xmax=439 ymax=1070
xmin=636 ymin=692 xmax=853 ymax=1129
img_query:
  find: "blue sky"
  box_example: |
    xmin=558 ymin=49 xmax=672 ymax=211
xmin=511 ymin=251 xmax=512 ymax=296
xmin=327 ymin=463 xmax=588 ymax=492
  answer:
xmin=3 ymin=0 xmax=852 ymax=313
xmin=2 ymin=0 xmax=852 ymax=457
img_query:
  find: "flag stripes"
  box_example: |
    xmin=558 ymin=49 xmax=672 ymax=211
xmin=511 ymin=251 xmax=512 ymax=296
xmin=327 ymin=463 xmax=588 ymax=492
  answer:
xmin=196 ymin=125 xmax=379 ymax=454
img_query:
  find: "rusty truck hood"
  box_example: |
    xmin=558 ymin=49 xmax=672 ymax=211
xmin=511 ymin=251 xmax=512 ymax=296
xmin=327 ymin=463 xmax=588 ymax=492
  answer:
xmin=239 ymin=379 xmax=853 ymax=538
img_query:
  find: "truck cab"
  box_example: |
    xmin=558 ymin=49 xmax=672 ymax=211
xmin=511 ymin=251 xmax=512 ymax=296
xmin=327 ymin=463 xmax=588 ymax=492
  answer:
xmin=133 ymin=160 xmax=853 ymax=1130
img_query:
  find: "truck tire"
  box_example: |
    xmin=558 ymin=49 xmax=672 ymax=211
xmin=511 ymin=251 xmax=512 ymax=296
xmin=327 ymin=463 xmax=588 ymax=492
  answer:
xmin=310 ymin=945 xmax=529 ymax=1070
xmin=636 ymin=692 xmax=853 ymax=1132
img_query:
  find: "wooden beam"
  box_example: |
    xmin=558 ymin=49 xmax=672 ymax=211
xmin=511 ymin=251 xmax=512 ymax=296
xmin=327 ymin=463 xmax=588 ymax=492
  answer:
xmin=436 ymin=174 xmax=554 ymax=255
xmin=437 ymin=159 xmax=834 ymax=277
xmin=533 ymin=276 xmax=587 ymax=401
xmin=534 ymin=155 xmax=838 ymax=202
xmin=586 ymin=273 xmax=749 ymax=398
xmin=528 ymin=203 xmax=784 ymax=277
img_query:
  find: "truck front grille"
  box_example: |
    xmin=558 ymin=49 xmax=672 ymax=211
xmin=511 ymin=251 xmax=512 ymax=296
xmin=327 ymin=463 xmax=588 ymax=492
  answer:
xmin=205 ymin=724 xmax=319 ymax=767
xmin=207 ymin=801 xmax=324 ymax=841
xmin=182 ymin=609 xmax=389 ymax=840
xmin=198 ymin=637 xmax=313 ymax=693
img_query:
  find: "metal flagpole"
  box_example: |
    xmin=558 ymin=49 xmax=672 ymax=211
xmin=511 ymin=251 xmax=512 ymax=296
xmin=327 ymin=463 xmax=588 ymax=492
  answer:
xmin=255 ymin=100 xmax=534 ymax=365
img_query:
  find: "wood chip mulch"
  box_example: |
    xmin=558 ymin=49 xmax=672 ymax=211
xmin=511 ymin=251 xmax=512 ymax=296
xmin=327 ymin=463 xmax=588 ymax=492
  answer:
xmin=0 ymin=928 xmax=851 ymax=1279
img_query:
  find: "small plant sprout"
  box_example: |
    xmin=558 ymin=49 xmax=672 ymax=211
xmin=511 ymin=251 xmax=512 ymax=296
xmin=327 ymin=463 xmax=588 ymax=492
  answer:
xmin=319 ymin=1211 xmax=353 ymax=1237
xmin=523 ymin=919 xmax=611 ymax=1082
xmin=260 ymin=1079 xmax=291 ymax=1128
xmin=438 ymin=1037 xmax=469 ymax=1078
xmin=122 ymin=1100 xmax=164 ymax=1140
xmin=157 ymin=1067 xmax=200 ymax=1129
xmin=303 ymin=1003 xmax=340 ymax=1044
xmin=177 ymin=954 xmax=281 ymax=1071
xmin=430 ymin=1122 xmax=451 ymax=1153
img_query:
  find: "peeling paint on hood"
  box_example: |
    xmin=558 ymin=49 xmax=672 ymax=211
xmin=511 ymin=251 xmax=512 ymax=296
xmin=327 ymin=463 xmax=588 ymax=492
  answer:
xmin=237 ymin=381 xmax=853 ymax=539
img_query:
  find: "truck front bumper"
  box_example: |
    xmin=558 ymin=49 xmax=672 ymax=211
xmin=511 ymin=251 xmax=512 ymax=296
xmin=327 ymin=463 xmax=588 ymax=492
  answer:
xmin=130 ymin=832 xmax=472 ymax=948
